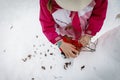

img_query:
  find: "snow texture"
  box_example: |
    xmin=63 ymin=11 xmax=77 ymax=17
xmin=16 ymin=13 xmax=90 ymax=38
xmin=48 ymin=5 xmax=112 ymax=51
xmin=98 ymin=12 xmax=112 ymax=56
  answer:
xmin=0 ymin=0 xmax=120 ymax=80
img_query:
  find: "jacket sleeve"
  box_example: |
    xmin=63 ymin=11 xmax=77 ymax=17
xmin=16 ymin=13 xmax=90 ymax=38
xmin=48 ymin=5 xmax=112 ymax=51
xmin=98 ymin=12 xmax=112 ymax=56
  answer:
xmin=85 ymin=0 xmax=108 ymax=36
xmin=39 ymin=0 xmax=61 ymax=44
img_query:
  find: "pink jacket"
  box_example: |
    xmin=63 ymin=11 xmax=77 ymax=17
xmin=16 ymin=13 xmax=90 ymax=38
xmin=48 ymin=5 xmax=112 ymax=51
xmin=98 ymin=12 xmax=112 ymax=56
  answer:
xmin=40 ymin=0 xmax=108 ymax=44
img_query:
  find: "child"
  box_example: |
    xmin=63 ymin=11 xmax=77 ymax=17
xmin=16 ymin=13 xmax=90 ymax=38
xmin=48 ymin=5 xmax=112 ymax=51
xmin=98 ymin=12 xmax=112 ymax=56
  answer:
xmin=39 ymin=0 xmax=108 ymax=58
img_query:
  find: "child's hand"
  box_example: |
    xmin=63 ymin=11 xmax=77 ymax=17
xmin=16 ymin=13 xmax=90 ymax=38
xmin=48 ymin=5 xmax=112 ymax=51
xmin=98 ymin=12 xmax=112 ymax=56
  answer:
xmin=78 ymin=34 xmax=92 ymax=47
xmin=60 ymin=40 xmax=79 ymax=58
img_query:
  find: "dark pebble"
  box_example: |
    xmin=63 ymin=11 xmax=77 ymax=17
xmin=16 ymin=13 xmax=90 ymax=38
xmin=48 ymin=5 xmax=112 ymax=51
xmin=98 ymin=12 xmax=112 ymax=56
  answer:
xmin=50 ymin=66 xmax=52 ymax=69
xmin=64 ymin=62 xmax=71 ymax=70
xmin=41 ymin=66 xmax=46 ymax=70
xmin=45 ymin=54 xmax=47 ymax=56
xmin=22 ymin=58 xmax=27 ymax=62
xmin=31 ymin=78 xmax=34 ymax=80
xmin=33 ymin=45 xmax=36 ymax=47
xmin=28 ymin=54 xmax=32 ymax=59
xmin=34 ymin=51 xmax=37 ymax=54
xmin=81 ymin=65 xmax=85 ymax=70
xmin=50 ymin=53 xmax=53 ymax=55
xmin=47 ymin=49 xmax=49 ymax=52
xmin=10 ymin=26 xmax=13 ymax=30
xmin=36 ymin=35 xmax=38 ymax=38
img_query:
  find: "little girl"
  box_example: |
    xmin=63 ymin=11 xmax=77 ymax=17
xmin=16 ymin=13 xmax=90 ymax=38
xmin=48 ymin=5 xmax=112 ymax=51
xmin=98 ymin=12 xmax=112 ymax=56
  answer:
xmin=39 ymin=0 xmax=108 ymax=58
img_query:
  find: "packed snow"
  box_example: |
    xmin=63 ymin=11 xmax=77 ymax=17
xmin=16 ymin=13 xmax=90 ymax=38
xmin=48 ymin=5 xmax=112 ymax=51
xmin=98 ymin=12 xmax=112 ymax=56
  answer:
xmin=0 ymin=0 xmax=120 ymax=80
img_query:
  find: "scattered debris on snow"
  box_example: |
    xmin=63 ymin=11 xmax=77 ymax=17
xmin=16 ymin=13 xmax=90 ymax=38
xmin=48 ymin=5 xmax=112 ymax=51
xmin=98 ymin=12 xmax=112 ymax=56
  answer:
xmin=10 ymin=25 xmax=13 ymax=30
xmin=3 ymin=49 xmax=6 ymax=53
xmin=64 ymin=62 xmax=72 ymax=70
xmin=50 ymin=66 xmax=52 ymax=69
xmin=36 ymin=35 xmax=38 ymax=38
xmin=22 ymin=58 xmax=27 ymax=62
xmin=31 ymin=78 xmax=35 ymax=80
xmin=41 ymin=66 xmax=46 ymax=70
xmin=116 ymin=13 xmax=120 ymax=19
xmin=81 ymin=65 xmax=85 ymax=70
xmin=28 ymin=54 xmax=32 ymax=59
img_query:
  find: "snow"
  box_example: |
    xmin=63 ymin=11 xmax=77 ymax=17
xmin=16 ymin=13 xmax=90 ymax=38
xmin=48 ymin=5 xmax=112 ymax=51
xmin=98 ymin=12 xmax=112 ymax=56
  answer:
xmin=0 ymin=0 xmax=120 ymax=80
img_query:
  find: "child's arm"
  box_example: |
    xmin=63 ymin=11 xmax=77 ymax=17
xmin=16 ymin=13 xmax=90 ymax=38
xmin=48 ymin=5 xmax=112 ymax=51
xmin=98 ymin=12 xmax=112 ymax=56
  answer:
xmin=39 ymin=0 xmax=61 ymax=44
xmin=85 ymin=0 xmax=108 ymax=36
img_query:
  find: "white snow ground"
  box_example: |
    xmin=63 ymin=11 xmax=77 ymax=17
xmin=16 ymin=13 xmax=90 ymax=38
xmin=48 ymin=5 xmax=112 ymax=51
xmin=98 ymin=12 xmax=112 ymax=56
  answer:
xmin=0 ymin=0 xmax=120 ymax=80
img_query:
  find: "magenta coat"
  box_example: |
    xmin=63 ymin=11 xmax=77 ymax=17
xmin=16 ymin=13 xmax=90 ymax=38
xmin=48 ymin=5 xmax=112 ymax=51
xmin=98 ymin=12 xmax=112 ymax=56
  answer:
xmin=40 ymin=0 xmax=108 ymax=44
